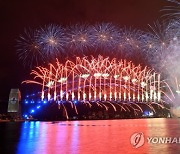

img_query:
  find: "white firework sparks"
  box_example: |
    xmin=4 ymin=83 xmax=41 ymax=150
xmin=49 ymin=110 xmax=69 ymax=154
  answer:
xmin=17 ymin=28 xmax=45 ymax=67
xmin=66 ymin=24 xmax=93 ymax=52
xmin=90 ymin=23 xmax=119 ymax=51
xmin=37 ymin=24 xmax=66 ymax=57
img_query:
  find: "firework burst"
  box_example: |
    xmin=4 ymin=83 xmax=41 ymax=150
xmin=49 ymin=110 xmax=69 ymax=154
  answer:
xmin=17 ymin=28 xmax=45 ymax=67
xmin=37 ymin=24 xmax=66 ymax=58
xmin=66 ymin=24 xmax=93 ymax=52
xmin=144 ymin=21 xmax=174 ymax=71
xmin=90 ymin=23 xmax=119 ymax=51
xmin=116 ymin=27 xmax=148 ymax=59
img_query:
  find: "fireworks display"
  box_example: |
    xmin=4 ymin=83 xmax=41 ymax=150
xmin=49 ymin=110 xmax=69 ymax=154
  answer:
xmin=23 ymin=56 xmax=165 ymax=102
xmin=23 ymin=56 xmax=172 ymax=119
xmin=17 ymin=0 xmax=180 ymax=118
xmin=17 ymin=23 xmax=153 ymax=66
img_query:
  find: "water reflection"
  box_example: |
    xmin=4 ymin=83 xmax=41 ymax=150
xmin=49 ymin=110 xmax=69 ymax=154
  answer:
xmin=15 ymin=119 xmax=180 ymax=154
xmin=17 ymin=122 xmax=40 ymax=154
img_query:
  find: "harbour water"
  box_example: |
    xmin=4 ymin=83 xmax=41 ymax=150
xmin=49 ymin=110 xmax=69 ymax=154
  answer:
xmin=0 ymin=118 xmax=180 ymax=154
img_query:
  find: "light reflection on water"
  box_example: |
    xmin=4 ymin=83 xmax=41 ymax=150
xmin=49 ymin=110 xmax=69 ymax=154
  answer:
xmin=7 ymin=119 xmax=180 ymax=154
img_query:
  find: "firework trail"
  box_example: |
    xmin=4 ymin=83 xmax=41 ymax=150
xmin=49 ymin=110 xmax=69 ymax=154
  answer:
xmin=23 ymin=55 xmax=165 ymax=103
xmin=162 ymin=0 xmax=180 ymax=19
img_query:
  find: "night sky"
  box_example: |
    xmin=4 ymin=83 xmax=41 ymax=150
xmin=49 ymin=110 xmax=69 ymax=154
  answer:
xmin=0 ymin=0 xmax=170 ymax=101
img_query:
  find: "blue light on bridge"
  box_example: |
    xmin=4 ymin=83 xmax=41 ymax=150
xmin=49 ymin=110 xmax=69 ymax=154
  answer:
xmin=31 ymin=110 xmax=35 ymax=113
xmin=74 ymin=100 xmax=78 ymax=104
xmin=31 ymin=100 xmax=35 ymax=104
xmin=144 ymin=111 xmax=149 ymax=116
xmin=37 ymin=106 xmax=41 ymax=109
xmin=43 ymin=100 xmax=47 ymax=104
